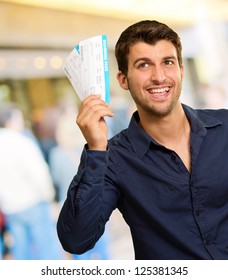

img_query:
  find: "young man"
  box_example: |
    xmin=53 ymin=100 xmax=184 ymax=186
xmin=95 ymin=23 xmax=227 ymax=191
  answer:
xmin=57 ymin=20 xmax=228 ymax=259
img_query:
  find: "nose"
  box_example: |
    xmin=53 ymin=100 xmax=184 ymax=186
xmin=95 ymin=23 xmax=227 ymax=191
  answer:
xmin=150 ymin=66 xmax=165 ymax=84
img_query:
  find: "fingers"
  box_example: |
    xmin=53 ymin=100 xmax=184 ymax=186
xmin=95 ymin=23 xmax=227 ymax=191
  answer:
xmin=76 ymin=94 xmax=114 ymax=150
xmin=77 ymin=95 xmax=113 ymax=126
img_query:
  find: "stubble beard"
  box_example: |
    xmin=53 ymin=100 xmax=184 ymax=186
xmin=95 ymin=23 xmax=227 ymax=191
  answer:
xmin=128 ymin=81 xmax=182 ymax=118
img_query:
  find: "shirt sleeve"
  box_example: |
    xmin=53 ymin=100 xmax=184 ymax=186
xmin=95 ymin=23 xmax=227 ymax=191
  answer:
xmin=57 ymin=146 xmax=119 ymax=254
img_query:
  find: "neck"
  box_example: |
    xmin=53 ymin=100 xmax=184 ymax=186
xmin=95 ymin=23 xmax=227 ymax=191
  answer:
xmin=138 ymin=103 xmax=191 ymax=172
xmin=138 ymin=103 xmax=189 ymax=147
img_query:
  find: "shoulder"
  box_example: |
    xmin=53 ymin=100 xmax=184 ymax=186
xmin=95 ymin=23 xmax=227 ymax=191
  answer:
xmin=184 ymin=104 xmax=228 ymax=118
xmin=109 ymin=129 xmax=128 ymax=145
xmin=197 ymin=107 xmax=228 ymax=116
xmin=0 ymin=129 xmax=25 ymax=145
xmin=108 ymin=128 xmax=135 ymax=152
xmin=183 ymin=104 xmax=228 ymax=129
xmin=196 ymin=108 xmax=228 ymax=124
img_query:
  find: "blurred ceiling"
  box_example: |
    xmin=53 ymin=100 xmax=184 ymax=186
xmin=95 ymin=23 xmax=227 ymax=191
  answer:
xmin=3 ymin=0 xmax=228 ymax=25
xmin=0 ymin=0 xmax=228 ymax=79
xmin=1 ymin=0 xmax=228 ymax=49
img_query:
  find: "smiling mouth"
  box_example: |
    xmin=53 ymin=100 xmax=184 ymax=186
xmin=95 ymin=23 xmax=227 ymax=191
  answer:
xmin=147 ymin=86 xmax=170 ymax=94
xmin=146 ymin=86 xmax=171 ymax=101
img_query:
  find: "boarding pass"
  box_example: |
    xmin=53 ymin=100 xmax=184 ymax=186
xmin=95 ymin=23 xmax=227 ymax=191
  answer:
xmin=63 ymin=35 xmax=110 ymax=103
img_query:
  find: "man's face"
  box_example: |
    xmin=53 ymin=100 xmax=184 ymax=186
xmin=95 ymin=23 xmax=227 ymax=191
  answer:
xmin=117 ymin=40 xmax=184 ymax=118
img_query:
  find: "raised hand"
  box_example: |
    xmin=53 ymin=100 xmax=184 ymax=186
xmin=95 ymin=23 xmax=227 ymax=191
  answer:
xmin=76 ymin=95 xmax=114 ymax=150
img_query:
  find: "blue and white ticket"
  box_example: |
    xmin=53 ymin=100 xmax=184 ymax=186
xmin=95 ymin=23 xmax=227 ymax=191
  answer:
xmin=63 ymin=35 xmax=110 ymax=103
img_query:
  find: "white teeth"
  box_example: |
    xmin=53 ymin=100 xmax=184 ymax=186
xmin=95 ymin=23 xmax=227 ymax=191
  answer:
xmin=150 ymin=87 xmax=169 ymax=93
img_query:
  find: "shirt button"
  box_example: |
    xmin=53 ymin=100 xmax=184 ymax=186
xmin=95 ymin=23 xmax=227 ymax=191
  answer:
xmin=91 ymin=163 xmax=97 ymax=170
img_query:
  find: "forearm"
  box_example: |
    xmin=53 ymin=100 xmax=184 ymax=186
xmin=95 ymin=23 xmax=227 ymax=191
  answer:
xmin=57 ymin=148 xmax=118 ymax=254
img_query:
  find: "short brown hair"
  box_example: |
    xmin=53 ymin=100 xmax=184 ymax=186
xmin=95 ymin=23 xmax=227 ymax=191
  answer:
xmin=115 ymin=20 xmax=182 ymax=75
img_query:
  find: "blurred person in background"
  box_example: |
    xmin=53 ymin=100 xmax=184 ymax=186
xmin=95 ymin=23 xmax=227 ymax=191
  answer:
xmin=0 ymin=103 xmax=63 ymax=259
xmin=0 ymin=209 xmax=4 ymax=259
xmin=58 ymin=20 xmax=228 ymax=260
xmin=0 ymin=209 xmax=10 ymax=259
xmin=49 ymin=105 xmax=111 ymax=259
xmin=32 ymin=107 xmax=60 ymax=164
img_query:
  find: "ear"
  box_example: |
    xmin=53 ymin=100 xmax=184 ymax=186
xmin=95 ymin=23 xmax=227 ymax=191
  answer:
xmin=116 ymin=71 xmax=129 ymax=90
xmin=180 ymin=64 xmax=184 ymax=80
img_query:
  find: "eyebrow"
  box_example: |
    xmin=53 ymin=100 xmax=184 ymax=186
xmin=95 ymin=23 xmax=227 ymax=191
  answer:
xmin=163 ymin=55 xmax=177 ymax=61
xmin=133 ymin=57 xmax=150 ymax=66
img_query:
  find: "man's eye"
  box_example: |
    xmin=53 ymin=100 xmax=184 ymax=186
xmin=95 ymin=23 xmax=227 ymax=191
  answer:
xmin=139 ymin=62 xmax=149 ymax=68
xmin=164 ymin=60 xmax=174 ymax=65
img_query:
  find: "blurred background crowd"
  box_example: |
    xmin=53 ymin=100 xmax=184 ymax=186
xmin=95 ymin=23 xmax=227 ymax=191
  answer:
xmin=0 ymin=0 xmax=228 ymax=260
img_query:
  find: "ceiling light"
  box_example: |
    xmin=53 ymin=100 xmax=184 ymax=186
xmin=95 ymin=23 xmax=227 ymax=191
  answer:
xmin=34 ymin=56 xmax=46 ymax=69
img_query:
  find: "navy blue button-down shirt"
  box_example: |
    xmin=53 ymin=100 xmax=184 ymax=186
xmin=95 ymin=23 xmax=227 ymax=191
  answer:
xmin=57 ymin=104 xmax=228 ymax=259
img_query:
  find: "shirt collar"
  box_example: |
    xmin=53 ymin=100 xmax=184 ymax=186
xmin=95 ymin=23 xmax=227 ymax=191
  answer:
xmin=127 ymin=104 xmax=222 ymax=159
xmin=183 ymin=104 xmax=222 ymax=132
